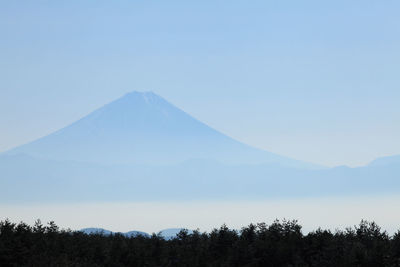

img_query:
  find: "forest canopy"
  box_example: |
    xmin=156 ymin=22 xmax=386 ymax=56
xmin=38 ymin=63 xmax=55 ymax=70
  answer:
xmin=1 ymin=219 xmax=400 ymax=266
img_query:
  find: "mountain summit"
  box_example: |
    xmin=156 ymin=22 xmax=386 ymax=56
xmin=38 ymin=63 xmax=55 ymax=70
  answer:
xmin=6 ymin=91 xmax=315 ymax=168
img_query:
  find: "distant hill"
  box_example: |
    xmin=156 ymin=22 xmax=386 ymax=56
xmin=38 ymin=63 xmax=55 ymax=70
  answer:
xmin=80 ymin=227 xmax=192 ymax=239
xmin=80 ymin=228 xmax=150 ymax=238
xmin=158 ymin=228 xmax=194 ymax=240
xmin=124 ymin=230 xmax=151 ymax=238
xmin=80 ymin=228 xmax=114 ymax=236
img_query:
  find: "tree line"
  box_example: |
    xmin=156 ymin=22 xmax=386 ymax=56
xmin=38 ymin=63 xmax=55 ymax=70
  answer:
xmin=1 ymin=219 xmax=400 ymax=266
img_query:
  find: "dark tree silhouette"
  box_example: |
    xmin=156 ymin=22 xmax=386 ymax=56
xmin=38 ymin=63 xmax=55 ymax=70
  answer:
xmin=1 ymin=219 xmax=400 ymax=266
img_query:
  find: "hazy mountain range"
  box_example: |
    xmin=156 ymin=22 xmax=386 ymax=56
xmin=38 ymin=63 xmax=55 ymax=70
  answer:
xmin=0 ymin=91 xmax=399 ymax=202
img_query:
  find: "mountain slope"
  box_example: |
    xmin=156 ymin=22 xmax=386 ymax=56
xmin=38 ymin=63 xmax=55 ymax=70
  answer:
xmin=368 ymin=154 xmax=400 ymax=167
xmin=5 ymin=91 xmax=318 ymax=169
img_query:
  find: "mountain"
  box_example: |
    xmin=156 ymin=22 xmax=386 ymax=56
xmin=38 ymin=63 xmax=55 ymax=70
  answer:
xmin=158 ymin=228 xmax=194 ymax=240
xmin=124 ymin=231 xmax=151 ymax=238
xmin=4 ymin=91 xmax=318 ymax=169
xmin=80 ymin=228 xmax=113 ymax=236
xmin=1 ymin=91 xmax=399 ymax=202
xmin=80 ymin=228 xmax=150 ymax=238
xmin=79 ymin=228 xmax=189 ymax=239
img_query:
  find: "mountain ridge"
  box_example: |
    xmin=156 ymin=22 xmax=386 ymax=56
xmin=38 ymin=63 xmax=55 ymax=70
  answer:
xmin=1 ymin=152 xmax=399 ymax=202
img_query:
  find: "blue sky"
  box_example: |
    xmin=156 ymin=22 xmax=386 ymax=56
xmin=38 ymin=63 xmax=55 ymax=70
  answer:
xmin=1 ymin=0 xmax=399 ymax=167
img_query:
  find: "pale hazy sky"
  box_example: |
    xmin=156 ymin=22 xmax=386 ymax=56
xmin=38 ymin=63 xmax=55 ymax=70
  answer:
xmin=1 ymin=1 xmax=400 ymax=167
xmin=2 ymin=196 xmax=400 ymax=234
